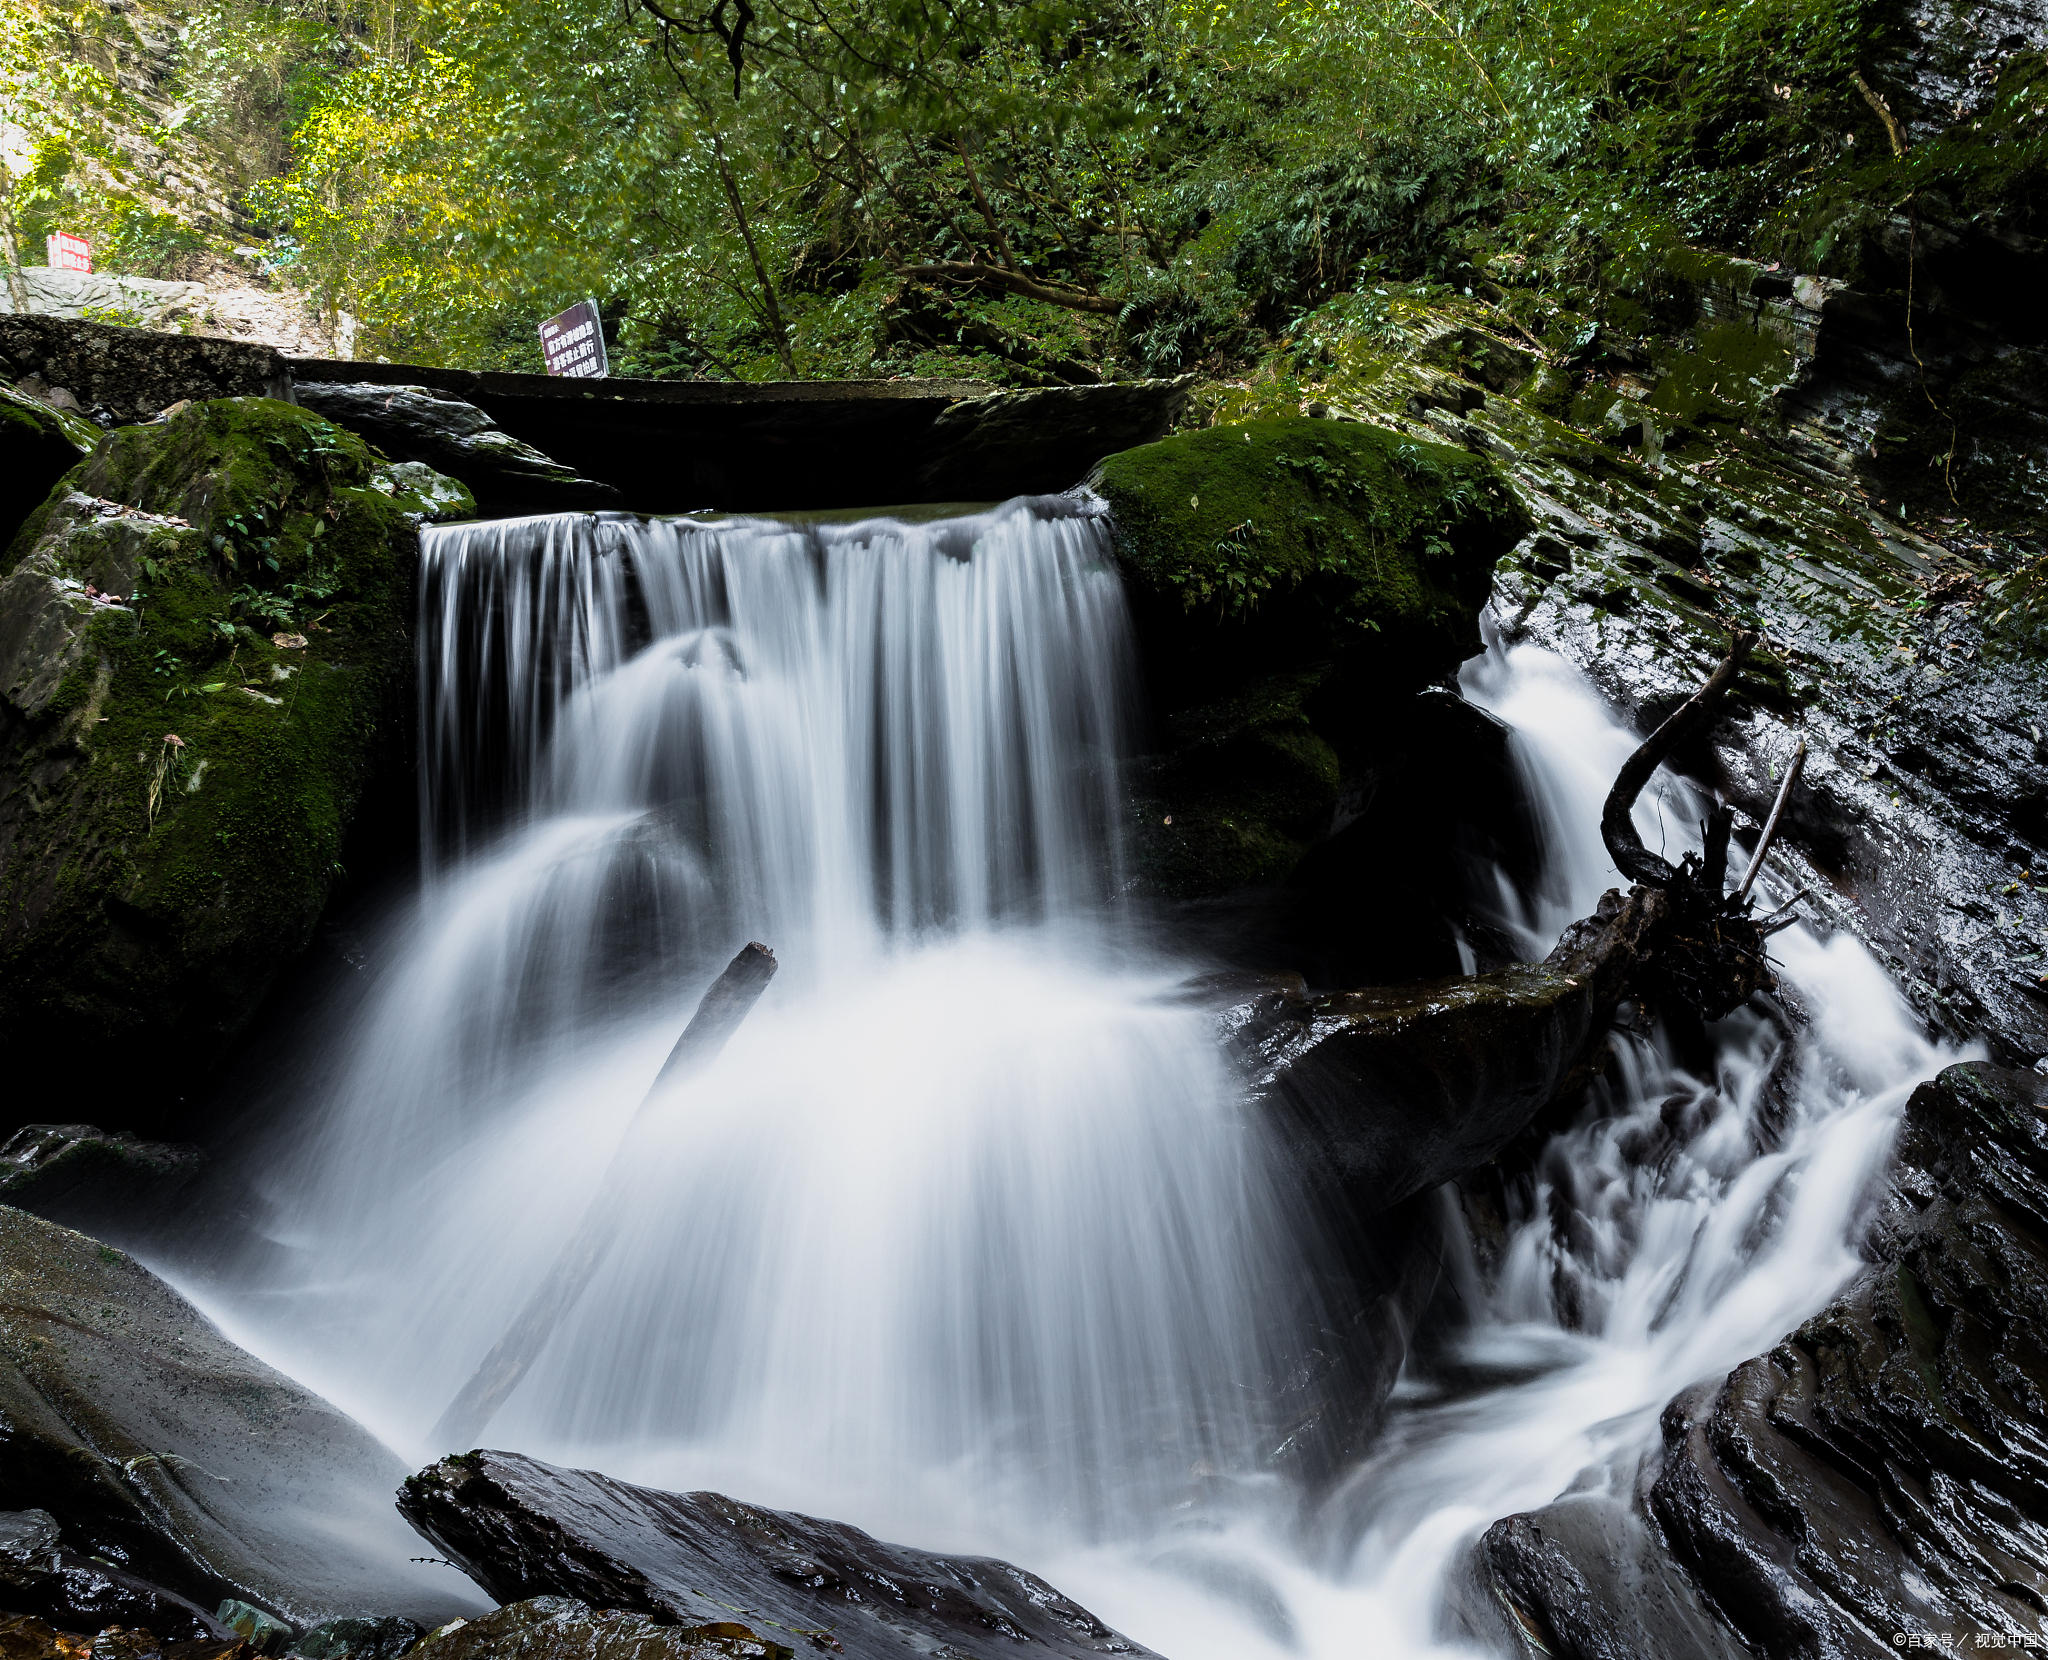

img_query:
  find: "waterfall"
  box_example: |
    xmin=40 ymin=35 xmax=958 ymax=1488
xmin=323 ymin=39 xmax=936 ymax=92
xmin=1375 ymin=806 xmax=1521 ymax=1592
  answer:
xmin=236 ymin=500 xmax=1307 ymax=1537
xmin=219 ymin=503 xmax=1962 ymax=1658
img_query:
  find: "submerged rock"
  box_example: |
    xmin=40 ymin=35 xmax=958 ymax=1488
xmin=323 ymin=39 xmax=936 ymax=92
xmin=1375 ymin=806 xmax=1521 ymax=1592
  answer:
xmin=0 ymin=1205 xmax=480 ymax=1629
xmin=404 ymin=1598 xmax=783 ymax=1660
xmin=1474 ymin=1061 xmax=2048 ymax=1654
xmin=289 ymin=383 xmax=620 ymax=516
xmin=400 ymin=1450 xmax=1156 ymax=1660
xmin=0 ymin=398 xmax=469 ymax=1132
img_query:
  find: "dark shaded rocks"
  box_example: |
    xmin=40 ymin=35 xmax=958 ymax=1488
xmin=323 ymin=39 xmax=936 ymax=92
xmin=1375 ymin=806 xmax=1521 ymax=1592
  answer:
xmin=404 ymin=1599 xmax=784 ymax=1660
xmin=1474 ymin=1061 xmax=2048 ymax=1657
xmin=0 ymin=1512 xmax=232 ymax=1644
xmin=287 ymin=1618 xmax=423 ymax=1660
xmin=288 ymin=384 xmax=619 ymax=516
xmin=1 ymin=1127 xmax=206 ymax=1232
xmin=914 ymin=378 xmax=1193 ymax=502
xmin=2 ymin=389 xmax=96 ymax=557
xmin=0 ymin=399 xmax=468 ymax=1132
xmin=0 ymin=1205 xmax=481 ymax=1629
xmin=286 ymin=358 xmax=1190 ymax=511
xmin=400 ymin=1450 xmax=1156 ymax=1660
xmin=208 ymin=1611 xmax=287 ymax=1658
xmin=1098 ymin=419 xmax=1529 ymax=904
xmin=0 ymin=317 xmax=288 ymax=428
xmin=1456 ymin=1495 xmax=1750 ymax=1660
xmin=1234 ymin=887 xmax=1661 ymax=1217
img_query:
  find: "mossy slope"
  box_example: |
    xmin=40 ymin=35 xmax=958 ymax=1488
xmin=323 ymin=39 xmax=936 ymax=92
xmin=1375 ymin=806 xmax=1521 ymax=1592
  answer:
xmin=0 ymin=398 xmax=469 ymax=1130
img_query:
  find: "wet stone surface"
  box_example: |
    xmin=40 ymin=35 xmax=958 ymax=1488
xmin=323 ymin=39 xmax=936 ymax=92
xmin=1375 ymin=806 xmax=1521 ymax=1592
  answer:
xmin=400 ymin=1451 xmax=1158 ymax=1660
xmin=1475 ymin=1061 xmax=2048 ymax=1656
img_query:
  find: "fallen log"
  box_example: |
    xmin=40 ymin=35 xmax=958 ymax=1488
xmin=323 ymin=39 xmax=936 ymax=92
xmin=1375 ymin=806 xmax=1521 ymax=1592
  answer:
xmin=430 ymin=943 xmax=778 ymax=1450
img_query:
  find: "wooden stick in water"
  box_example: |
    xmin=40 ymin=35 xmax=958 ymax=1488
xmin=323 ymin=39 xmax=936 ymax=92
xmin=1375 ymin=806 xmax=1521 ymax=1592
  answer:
xmin=429 ymin=942 xmax=778 ymax=1450
xmin=1735 ymin=743 xmax=1807 ymax=904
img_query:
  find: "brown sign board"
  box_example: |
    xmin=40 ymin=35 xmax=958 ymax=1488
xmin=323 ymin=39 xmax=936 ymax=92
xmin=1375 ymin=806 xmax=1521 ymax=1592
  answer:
xmin=539 ymin=298 xmax=607 ymax=379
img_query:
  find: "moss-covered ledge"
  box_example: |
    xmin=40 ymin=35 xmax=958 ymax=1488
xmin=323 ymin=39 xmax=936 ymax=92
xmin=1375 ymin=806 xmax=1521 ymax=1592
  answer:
xmin=0 ymin=398 xmax=472 ymax=1131
xmin=1091 ymin=417 xmax=1530 ymax=897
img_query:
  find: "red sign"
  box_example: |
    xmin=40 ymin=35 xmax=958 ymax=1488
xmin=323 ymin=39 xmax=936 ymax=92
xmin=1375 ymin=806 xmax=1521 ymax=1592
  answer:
xmin=539 ymin=298 xmax=607 ymax=379
xmin=47 ymin=232 xmax=92 ymax=273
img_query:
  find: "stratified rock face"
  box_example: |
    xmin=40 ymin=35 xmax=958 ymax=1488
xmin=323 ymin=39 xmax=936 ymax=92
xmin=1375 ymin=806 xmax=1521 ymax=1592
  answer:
xmin=1477 ymin=1061 xmax=2048 ymax=1657
xmin=0 ymin=317 xmax=287 ymax=427
xmin=406 ymin=1598 xmax=786 ymax=1660
xmin=400 ymin=1451 xmax=1157 ymax=1660
xmin=289 ymin=384 xmax=619 ymax=516
xmin=0 ymin=399 xmax=471 ymax=1132
xmin=0 ymin=1206 xmax=481 ymax=1629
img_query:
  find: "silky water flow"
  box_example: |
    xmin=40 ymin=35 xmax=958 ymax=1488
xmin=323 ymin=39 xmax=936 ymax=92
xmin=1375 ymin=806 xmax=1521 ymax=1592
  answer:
xmin=216 ymin=502 xmax=1966 ymax=1660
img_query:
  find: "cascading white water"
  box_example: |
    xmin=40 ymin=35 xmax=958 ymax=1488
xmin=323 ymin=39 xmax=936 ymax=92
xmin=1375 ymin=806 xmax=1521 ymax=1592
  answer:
xmin=234 ymin=501 xmax=1307 ymax=1539
xmin=220 ymin=505 xmax=1966 ymax=1659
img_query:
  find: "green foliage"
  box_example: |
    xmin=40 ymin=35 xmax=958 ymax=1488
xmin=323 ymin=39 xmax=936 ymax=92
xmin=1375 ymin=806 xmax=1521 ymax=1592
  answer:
xmin=2 ymin=0 xmax=2008 ymax=387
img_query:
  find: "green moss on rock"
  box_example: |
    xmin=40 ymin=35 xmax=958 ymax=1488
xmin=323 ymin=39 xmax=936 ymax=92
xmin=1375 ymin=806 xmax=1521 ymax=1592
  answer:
xmin=1094 ymin=416 xmax=1523 ymax=647
xmin=1093 ymin=417 xmax=1529 ymax=897
xmin=0 ymin=398 xmax=466 ymax=1129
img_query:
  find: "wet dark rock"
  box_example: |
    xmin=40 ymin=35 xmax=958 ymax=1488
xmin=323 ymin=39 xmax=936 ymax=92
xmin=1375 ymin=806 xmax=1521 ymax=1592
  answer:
xmin=400 ymin=1450 xmax=1157 ymax=1660
xmin=0 ymin=1205 xmax=481 ymax=1629
xmin=285 ymin=1619 xmax=422 ymax=1660
xmin=0 ymin=317 xmax=289 ymax=428
xmin=1233 ymin=887 xmax=1662 ymax=1216
xmin=1456 ymin=1494 xmax=1750 ymax=1660
xmin=0 ymin=1511 xmax=231 ymax=1644
xmin=1474 ymin=1061 xmax=2048 ymax=1656
xmin=287 ymin=359 xmax=1189 ymax=511
xmin=1 ymin=1127 xmax=206 ymax=1230
xmin=405 ymin=1598 xmax=784 ymax=1660
xmin=288 ymin=384 xmax=621 ymax=516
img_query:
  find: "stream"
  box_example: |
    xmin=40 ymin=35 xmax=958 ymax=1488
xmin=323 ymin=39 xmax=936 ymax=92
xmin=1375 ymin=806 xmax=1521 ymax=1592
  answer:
xmin=210 ymin=500 xmax=1964 ymax=1658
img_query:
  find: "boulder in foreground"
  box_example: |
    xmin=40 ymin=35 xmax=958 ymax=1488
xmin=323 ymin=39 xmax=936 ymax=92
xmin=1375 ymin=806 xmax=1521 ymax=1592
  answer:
xmin=0 ymin=1205 xmax=480 ymax=1629
xmin=0 ymin=399 xmax=470 ymax=1132
xmin=400 ymin=1450 xmax=1155 ymax=1660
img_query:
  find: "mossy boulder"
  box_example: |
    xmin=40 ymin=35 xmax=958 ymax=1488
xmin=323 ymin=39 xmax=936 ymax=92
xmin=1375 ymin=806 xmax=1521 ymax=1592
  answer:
xmin=1093 ymin=417 xmax=1529 ymax=896
xmin=1094 ymin=417 xmax=1523 ymax=675
xmin=0 ymin=398 xmax=472 ymax=1131
xmin=2 ymin=386 xmax=98 ymax=557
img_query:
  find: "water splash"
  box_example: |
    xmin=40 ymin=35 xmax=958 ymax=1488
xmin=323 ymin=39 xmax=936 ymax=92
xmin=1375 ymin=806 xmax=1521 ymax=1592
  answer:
xmin=238 ymin=501 xmax=1305 ymax=1537
xmin=221 ymin=512 xmax=1962 ymax=1658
